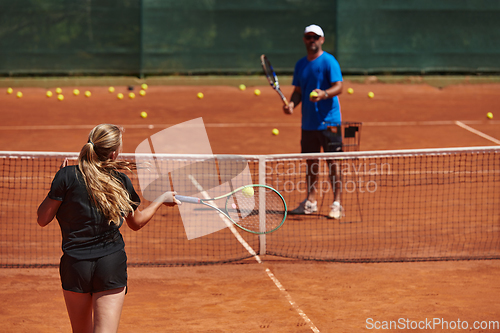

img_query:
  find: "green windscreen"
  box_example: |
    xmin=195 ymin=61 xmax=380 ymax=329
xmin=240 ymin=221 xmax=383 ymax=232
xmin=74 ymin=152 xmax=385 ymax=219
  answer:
xmin=0 ymin=0 xmax=499 ymax=75
xmin=0 ymin=0 xmax=141 ymax=75
xmin=141 ymin=0 xmax=336 ymax=74
xmin=337 ymin=0 xmax=500 ymax=73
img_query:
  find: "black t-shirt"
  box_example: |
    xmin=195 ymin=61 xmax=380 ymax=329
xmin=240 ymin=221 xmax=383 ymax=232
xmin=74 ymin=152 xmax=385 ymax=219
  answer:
xmin=48 ymin=165 xmax=140 ymax=260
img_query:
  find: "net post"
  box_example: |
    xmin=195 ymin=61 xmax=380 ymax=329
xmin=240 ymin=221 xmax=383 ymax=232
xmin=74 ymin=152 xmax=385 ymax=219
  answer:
xmin=258 ymin=156 xmax=267 ymax=255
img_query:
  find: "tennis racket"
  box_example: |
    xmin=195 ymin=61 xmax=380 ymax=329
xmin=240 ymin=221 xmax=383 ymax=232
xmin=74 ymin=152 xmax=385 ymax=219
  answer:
xmin=176 ymin=184 xmax=287 ymax=234
xmin=260 ymin=54 xmax=288 ymax=106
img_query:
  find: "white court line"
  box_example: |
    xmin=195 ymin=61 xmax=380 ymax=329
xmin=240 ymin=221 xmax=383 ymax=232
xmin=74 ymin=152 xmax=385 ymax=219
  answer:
xmin=1 ymin=120 xmax=500 ymax=131
xmin=265 ymin=268 xmax=320 ymax=333
xmin=187 ymin=175 xmax=320 ymax=333
xmin=455 ymin=121 xmax=500 ymax=145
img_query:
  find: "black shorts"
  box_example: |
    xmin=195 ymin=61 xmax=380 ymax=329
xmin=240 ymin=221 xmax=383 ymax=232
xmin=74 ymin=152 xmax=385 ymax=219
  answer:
xmin=60 ymin=249 xmax=128 ymax=294
xmin=301 ymin=127 xmax=343 ymax=153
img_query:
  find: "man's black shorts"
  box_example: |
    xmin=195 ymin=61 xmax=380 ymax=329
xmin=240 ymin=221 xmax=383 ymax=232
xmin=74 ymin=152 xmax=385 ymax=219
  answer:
xmin=301 ymin=127 xmax=343 ymax=153
xmin=60 ymin=249 xmax=127 ymax=294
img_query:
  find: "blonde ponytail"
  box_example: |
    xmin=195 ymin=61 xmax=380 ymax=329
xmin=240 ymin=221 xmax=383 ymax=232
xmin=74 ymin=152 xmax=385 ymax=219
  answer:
xmin=78 ymin=124 xmax=137 ymax=225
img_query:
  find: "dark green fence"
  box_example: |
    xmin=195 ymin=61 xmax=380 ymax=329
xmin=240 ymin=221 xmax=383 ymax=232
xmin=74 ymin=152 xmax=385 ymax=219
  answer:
xmin=0 ymin=0 xmax=499 ymax=76
xmin=0 ymin=0 xmax=141 ymax=75
xmin=141 ymin=0 xmax=337 ymax=75
xmin=337 ymin=0 xmax=500 ymax=74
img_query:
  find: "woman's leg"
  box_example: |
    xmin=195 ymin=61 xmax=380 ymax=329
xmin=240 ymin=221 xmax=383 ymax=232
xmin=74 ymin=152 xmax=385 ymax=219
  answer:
xmin=62 ymin=290 xmax=93 ymax=333
xmin=93 ymin=287 xmax=126 ymax=333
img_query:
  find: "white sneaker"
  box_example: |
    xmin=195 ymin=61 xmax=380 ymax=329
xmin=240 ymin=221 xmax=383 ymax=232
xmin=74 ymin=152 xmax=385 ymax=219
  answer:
xmin=290 ymin=199 xmax=318 ymax=215
xmin=328 ymin=202 xmax=343 ymax=219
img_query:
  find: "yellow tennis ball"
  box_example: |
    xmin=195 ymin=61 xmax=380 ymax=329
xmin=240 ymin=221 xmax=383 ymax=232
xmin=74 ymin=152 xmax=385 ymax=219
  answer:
xmin=241 ymin=186 xmax=254 ymax=198
xmin=139 ymin=89 xmax=146 ymax=96
xmin=46 ymin=91 xmax=53 ymax=97
xmin=16 ymin=91 xmax=23 ymax=98
xmin=140 ymin=111 xmax=148 ymax=118
xmin=117 ymin=93 xmax=124 ymax=100
xmin=347 ymin=88 xmax=354 ymax=94
xmin=7 ymin=87 xmax=13 ymax=94
xmin=57 ymin=94 xmax=64 ymax=101
xmin=73 ymin=89 xmax=80 ymax=96
xmin=239 ymin=84 xmax=246 ymax=91
xmin=197 ymin=92 xmax=204 ymax=99
xmin=272 ymin=128 xmax=279 ymax=136
xmin=487 ymin=112 xmax=493 ymax=119
xmin=309 ymin=91 xmax=319 ymax=98
xmin=128 ymin=92 xmax=135 ymax=99
xmin=254 ymin=89 xmax=261 ymax=96
xmin=108 ymin=86 xmax=115 ymax=93
xmin=141 ymin=83 xmax=148 ymax=90
xmin=55 ymin=88 xmax=62 ymax=94
xmin=84 ymin=91 xmax=91 ymax=97
xmin=368 ymin=91 xmax=375 ymax=98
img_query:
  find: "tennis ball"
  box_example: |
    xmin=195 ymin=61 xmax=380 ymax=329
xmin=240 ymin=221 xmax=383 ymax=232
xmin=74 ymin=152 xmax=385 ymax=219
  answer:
xmin=139 ymin=89 xmax=146 ymax=96
xmin=140 ymin=111 xmax=148 ymax=118
xmin=368 ymin=91 xmax=375 ymax=98
xmin=254 ymin=89 xmax=261 ymax=96
xmin=241 ymin=186 xmax=254 ymax=198
xmin=141 ymin=83 xmax=148 ymax=90
xmin=46 ymin=91 xmax=53 ymax=98
xmin=117 ymin=93 xmax=124 ymax=100
xmin=55 ymin=88 xmax=62 ymax=94
xmin=73 ymin=89 xmax=80 ymax=96
xmin=197 ymin=92 xmax=204 ymax=99
xmin=84 ymin=91 xmax=91 ymax=97
xmin=309 ymin=91 xmax=319 ymax=98
xmin=16 ymin=91 xmax=23 ymax=98
xmin=347 ymin=88 xmax=354 ymax=94
xmin=7 ymin=87 xmax=13 ymax=94
xmin=272 ymin=128 xmax=279 ymax=136
xmin=108 ymin=86 xmax=115 ymax=93
xmin=57 ymin=94 xmax=64 ymax=101
xmin=239 ymin=84 xmax=246 ymax=91
xmin=487 ymin=112 xmax=493 ymax=119
xmin=128 ymin=92 xmax=135 ymax=99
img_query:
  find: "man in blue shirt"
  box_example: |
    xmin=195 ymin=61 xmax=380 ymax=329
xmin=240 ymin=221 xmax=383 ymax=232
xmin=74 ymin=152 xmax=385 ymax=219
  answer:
xmin=284 ymin=24 xmax=344 ymax=219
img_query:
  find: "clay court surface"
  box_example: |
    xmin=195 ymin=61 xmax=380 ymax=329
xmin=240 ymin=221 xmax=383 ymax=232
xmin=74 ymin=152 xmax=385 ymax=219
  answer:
xmin=1 ymin=78 xmax=500 ymax=332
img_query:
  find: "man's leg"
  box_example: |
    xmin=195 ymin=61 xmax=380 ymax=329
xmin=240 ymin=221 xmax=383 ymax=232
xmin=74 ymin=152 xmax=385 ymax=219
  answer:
xmin=323 ymin=125 xmax=344 ymax=219
xmin=290 ymin=130 xmax=321 ymax=214
xmin=328 ymin=160 xmax=343 ymax=219
xmin=306 ymin=159 xmax=320 ymax=202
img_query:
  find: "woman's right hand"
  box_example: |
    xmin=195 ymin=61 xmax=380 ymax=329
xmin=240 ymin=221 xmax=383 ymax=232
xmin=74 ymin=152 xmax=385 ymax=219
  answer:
xmin=160 ymin=191 xmax=181 ymax=206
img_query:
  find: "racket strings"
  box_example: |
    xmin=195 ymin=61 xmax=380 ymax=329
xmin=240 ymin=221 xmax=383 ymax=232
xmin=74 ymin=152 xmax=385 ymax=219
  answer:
xmin=226 ymin=189 xmax=285 ymax=233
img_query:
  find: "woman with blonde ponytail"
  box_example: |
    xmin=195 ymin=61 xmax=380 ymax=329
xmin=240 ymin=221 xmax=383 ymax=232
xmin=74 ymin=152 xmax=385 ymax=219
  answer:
xmin=37 ymin=124 xmax=179 ymax=333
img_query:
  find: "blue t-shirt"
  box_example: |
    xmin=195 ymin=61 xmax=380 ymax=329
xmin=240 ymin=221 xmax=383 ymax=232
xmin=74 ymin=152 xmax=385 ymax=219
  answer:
xmin=292 ymin=51 xmax=343 ymax=130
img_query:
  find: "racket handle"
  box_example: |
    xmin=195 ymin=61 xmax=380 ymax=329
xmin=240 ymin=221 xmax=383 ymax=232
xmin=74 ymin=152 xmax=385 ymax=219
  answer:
xmin=175 ymin=195 xmax=201 ymax=204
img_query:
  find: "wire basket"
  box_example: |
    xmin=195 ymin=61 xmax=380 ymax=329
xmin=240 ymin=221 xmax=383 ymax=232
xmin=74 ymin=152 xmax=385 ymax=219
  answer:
xmin=325 ymin=122 xmax=362 ymax=152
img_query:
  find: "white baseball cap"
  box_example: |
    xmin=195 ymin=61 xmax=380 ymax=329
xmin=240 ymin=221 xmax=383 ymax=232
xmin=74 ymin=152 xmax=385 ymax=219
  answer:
xmin=304 ymin=24 xmax=324 ymax=37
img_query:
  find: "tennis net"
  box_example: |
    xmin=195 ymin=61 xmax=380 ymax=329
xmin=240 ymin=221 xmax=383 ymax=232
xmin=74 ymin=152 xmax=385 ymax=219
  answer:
xmin=1 ymin=146 xmax=499 ymax=267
